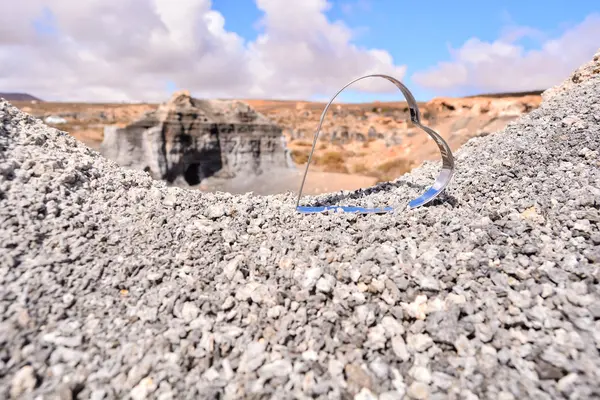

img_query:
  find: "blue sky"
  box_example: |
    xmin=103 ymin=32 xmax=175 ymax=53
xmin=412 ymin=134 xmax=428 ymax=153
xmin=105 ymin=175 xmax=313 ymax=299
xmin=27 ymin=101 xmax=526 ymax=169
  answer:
xmin=211 ymin=0 xmax=598 ymax=102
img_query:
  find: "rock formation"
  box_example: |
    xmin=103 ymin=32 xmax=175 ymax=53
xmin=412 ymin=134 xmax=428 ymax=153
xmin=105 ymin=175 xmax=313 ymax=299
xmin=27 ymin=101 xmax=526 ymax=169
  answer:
xmin=424 ymin=94 xmax=542 ymax=142
xmin=543 ymin=48 xmax=600 ymax=101
xmin=100 ymin=90 xmax=292 ymax=186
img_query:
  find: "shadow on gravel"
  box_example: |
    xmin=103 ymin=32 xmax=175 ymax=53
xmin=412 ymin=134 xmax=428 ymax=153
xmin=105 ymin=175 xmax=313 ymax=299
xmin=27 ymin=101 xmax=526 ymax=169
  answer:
xmin=422 ymin=192 xmax=459 ymax=208
xmin=306 ymin=179 xmax=460 ymax=209
xmin=307 ymin=180 xmax=425 ymax=206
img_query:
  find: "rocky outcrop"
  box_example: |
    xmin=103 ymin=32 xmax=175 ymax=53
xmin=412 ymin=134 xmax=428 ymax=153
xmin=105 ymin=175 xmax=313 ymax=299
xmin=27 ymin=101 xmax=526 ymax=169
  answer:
xmin=424 ymin=94 xmax=542 ymax=142
xmin=101 ymin=91 xmax=292 ymax=186
xmin=543 ymin=47 xmax=600 ymax=101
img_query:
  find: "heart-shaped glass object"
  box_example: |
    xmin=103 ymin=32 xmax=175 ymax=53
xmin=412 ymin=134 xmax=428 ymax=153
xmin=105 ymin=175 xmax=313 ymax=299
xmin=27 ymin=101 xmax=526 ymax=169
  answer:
xmin=295 ymin=74 xmax=455 ymax=214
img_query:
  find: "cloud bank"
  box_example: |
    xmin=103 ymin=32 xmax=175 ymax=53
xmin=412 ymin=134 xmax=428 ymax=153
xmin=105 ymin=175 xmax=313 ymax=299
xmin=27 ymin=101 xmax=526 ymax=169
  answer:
xmin=0 ymin=0 xmax=406 ymax=101
xmin=412 ymin=14 xmax=600 ymax=95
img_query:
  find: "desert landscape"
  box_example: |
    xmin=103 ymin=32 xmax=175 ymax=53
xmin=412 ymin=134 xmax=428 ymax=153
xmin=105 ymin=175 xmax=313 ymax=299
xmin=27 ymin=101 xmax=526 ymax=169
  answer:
xmin=9 ymin=89 xmax=542 ymax=196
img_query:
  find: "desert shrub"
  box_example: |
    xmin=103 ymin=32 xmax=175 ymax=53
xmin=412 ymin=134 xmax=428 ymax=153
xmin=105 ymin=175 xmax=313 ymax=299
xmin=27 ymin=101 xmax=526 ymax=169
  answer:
xmin=374 ymin=157 xmax=413 ymax=182
xmin=352 ymin=162 xmax=369 ymax=175
xmin=315 ymin=151 xmax=348 ymax=173
xmin=291 ymin=149 xmax=309 ymax=164
xmin=317 ymin=151 xmax=344 ymax=165
xmin=293 ymin=140 xmax=313 ymax=147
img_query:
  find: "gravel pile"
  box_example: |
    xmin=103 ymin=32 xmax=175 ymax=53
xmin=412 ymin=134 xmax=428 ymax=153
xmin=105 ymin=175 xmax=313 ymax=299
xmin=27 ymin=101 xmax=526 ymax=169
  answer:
xmin=1 ymin=54 xmax=599 ymax=400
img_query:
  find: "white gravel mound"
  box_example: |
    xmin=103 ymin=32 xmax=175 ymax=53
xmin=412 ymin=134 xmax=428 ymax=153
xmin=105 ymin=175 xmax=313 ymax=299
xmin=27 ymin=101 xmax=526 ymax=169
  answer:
xmin=0 ymin=52 xmax=599 ymax=399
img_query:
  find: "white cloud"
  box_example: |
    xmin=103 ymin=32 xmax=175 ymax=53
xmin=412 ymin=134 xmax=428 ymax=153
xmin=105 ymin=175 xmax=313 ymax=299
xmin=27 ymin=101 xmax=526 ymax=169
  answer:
xmin=248 ymin=0 xmax=405 ymax=97
xmin=0 ymin=0 xmax=406 ymax=102
xmin=412 ymin=14 xmax=600 ymax=95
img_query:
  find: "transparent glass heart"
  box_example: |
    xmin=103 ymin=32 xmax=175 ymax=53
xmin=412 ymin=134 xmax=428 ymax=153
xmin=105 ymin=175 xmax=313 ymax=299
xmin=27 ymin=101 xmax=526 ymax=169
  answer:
xmin=295 ymin=74 xmax=455 ymax=214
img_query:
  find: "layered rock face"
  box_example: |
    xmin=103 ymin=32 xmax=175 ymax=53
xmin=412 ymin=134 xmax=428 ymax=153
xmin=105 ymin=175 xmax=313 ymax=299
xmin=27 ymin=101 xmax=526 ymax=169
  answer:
xmin=424 ymin=94 xmax=542 ymax=146
xmin=101 ymin=91 xmax=291 ymax=186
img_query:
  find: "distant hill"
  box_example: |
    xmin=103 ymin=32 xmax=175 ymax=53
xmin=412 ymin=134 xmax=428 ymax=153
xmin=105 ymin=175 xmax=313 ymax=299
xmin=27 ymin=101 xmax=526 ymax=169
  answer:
xmin=0 ymin=93 xmax=43 ymax=102
xmin=464 ymin=90 xmax=544 ymax=99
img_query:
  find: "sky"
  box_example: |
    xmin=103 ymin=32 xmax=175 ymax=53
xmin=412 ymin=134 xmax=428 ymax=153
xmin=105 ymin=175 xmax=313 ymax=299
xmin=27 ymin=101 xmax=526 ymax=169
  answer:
xmin=0 ymin=0 xmax=598 ymax=103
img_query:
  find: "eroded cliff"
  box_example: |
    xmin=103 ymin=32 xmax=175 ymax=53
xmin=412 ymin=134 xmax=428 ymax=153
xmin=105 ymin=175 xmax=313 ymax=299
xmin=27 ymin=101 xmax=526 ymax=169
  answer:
xmin=100 ymin=91 xmax=292 ymax=186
